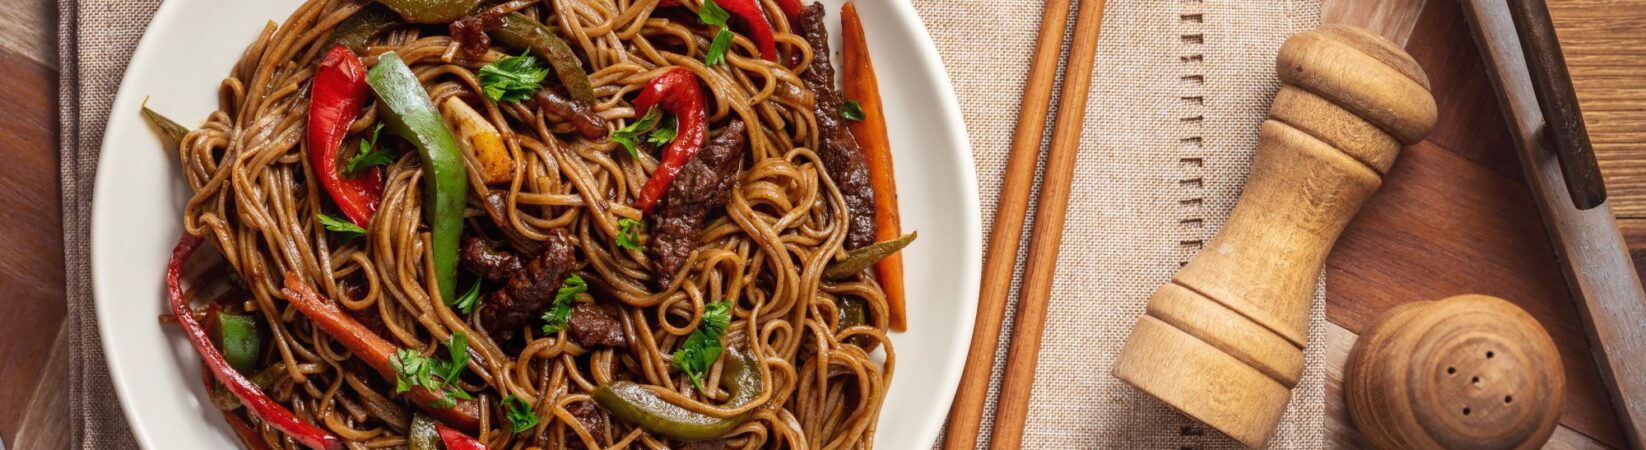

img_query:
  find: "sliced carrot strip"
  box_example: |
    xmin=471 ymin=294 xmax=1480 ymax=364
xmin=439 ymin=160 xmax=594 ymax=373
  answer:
xmin=840 ymin=3 xmax=907 ymax=332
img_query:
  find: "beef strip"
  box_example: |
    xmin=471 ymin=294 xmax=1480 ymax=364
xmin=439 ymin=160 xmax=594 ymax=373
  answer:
xmin=460 ymin=236 xmax=522 ymax=281
xmin=797 ymin=3 xmax=876 ymax=249
xmin=449 ymin=9 xmax=507 ymax=60
xmin=478 ymin=229 xmax=576 ymax=342
xmin=535 ymin=87 xmax=608 ymax=140
xmin=566 ymin=400 xmax=608 ymax=448
xmin=646 ymin=120 xmax=748 ymax=287
xmin=567 ymin=303 xmax=627 ymax=348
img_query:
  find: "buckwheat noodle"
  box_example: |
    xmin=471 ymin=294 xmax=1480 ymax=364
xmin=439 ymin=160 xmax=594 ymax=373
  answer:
xmin=171 ymin=0 xmax=894 ymax=448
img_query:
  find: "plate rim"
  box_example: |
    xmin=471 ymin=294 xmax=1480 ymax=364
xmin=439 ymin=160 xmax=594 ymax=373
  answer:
xmin=90 ymin=1 xmax=981 ymax=448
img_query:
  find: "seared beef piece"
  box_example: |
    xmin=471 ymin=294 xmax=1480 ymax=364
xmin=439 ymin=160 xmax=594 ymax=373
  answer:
xmin=535 ymin=87 xmax=608 ymax=140
xmin=797 ymin=3 xmax=876 ymax=249
xmin=479 ymin=230 xmax=576 ymax=342
xmin=567 ymin=303 xmax=626 ymax=348
xmin=646 ymin=120 xmax=748 ymax=287
xmin=460 ymin=236 xmax=522 ymax=281
xmin=566 ymin=400 xmax=608 ymax=448
xmin=449 ymin=9 xmax=507 ymax=60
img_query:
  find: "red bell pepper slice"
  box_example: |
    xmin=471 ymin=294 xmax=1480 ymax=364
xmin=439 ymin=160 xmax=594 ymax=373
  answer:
xmin=658 ymin=0 xmax=778 ymax=61
xmin=279 ymin=275 xmax=483 ymax=432
xmin=167 ymin=234 xmax=344 ymax=450
xmin=308 ymin=44 xmax=384 ymax=227
xmin=632 ymin=68 xmax=708 ymax=213
xmin=436 ymin=423 xmax=489 ymax=450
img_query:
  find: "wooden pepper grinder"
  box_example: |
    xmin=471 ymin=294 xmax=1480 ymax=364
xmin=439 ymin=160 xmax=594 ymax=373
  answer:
xmin=1345 ymin=295 xmax=1565 ymax=450
xmin=1111 ymin=24 xmax=1437 ymax=448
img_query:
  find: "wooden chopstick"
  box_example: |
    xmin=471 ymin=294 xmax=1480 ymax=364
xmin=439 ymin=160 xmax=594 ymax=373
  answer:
xmin=987 ymin=0 xmax=1109 ymax=447
xmin=941 ymin=0 xmax=1077 ymax=448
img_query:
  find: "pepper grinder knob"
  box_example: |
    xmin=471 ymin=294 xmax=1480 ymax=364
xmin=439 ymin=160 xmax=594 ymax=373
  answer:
xmin=1112 ymin=24 xmax=1437 ymax=448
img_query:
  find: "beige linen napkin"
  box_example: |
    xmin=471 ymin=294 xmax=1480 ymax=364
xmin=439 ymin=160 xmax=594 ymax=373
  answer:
xmin=60 ymin=0 xmax=162 ymax=448
xmin=62 ymin=0 xmax=1323 ymax=448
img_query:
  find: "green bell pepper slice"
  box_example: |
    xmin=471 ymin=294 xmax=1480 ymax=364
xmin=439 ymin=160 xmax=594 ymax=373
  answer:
xmin=375 ymin=0 xmax=482 ymax=24
xmin=491 ymin=13 xmax=596 ymax=104
xmin=366 ymin=52 xmax=468 ymax=305
xmin=209 ymin=310 xmax=264 ymax=374
xmin=594 ymin=345 xmax=762 ymax=441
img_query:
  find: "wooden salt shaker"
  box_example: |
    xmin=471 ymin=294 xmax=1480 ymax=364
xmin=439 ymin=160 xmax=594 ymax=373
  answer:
xmin=1345 ymin=295 xmax=1565 ymax=450
xmin=1111 ymin=25 xmax=1436 ymax=447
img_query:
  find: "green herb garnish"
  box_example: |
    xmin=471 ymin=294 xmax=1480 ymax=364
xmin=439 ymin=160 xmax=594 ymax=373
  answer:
xmin=541 ymin=274 xmax=588 ymax=334
xmin=478 ymin=52 xmax=551 ymax=103
xmin=672 ymin=301 xmax=732 ymax=393
xmin=648 ymin=116 xmax=678 ymax=147
xmin=705 ymin=29 xmax=735 ymax=66
xmin=501 ymin=395 xmax=541 ymax=433
xmin=699 ymin=0 xmax=730 ymax=25
xmin=345 ymin=123 xmax=393 ymax=175
xmin=611 ymin=107 xmax=663 ymax=159
xmin=317 ymin=213 xmax=367 ymax=240
xmin=616 ymin=218 xmax=644 ymax=251
xmin=700 ymin=0 xmax=735 ymax=66
xmin=454 ymin=280 xmax=482 ymax=315
xmin=842 ymin=100 xmax=865 ymax=121
xmin=388 ymin=332 xmax=472 ymax=409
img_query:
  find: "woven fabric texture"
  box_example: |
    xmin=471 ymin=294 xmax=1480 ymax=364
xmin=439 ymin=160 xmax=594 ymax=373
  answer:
xmin=62 ymin=0 xmax=1323 ymax=448
xmin=910 ymin=0 xmax=1323 ymax=447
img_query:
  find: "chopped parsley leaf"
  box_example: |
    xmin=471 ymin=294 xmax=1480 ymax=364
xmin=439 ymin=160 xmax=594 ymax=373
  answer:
xmin=672 ymin=301 xmax=733 ymax=393
xmin=502 ymin=395 xmax=541 ymax=433
xmin=454 ymin=280 xmax=482 ymax=315
xmin=616 ymin=218 xmax=644 ymax=251
xmin=388 ymin=332 xmax=471 ymax=409
xmin=316 ymin=213 xmax=367 ymax=240
xmin=478 ymin=52 xmax=551 ymax=103
xmin=611 ymin=107 xmax=663 ymax=159
xmin=842 ymin=100 xmax=866 ymax=121
xmin=345 ymin=123 xmax=392 ymax=175
xmin=541 ymin=274 xmax=588 ymax=334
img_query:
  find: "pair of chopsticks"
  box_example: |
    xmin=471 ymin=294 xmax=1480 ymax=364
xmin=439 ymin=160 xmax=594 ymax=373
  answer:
xmin=943 ymin=0 xmax=1108 ymax=448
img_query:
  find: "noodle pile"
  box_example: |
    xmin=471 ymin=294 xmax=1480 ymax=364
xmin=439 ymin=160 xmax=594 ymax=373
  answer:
xmin=173 ymin=0 xmax=895 ymax=448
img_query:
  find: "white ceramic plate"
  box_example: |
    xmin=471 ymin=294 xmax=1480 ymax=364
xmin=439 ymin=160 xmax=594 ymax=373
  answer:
xmin=92 ymin=1 xmax=978 ymax=448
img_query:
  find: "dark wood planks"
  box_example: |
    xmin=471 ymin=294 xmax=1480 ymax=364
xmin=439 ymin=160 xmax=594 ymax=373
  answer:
xmin=1329 ymin=141 xmax=1626 ymax=446
xmin=0 ymin=44 xmax=65 ymax=444
xmin=1546 ymin=0 xmax=1646 ymax=222
xmin=1324 ymin=0 xmax=1631 ymax=447
xmin=1463 ymin=0 xmax=1646 ymax=443
xmin=0 ymin=0 xmax=63 ymax=446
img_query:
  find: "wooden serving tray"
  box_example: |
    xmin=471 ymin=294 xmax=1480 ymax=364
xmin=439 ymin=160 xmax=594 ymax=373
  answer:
xmin=1322 ymin=0 xmax=1646 ymax=447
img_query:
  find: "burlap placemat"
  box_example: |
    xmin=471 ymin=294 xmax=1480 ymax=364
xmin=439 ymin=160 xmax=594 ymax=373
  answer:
xmin=61 ymin=0 xmax=1323 ymax=448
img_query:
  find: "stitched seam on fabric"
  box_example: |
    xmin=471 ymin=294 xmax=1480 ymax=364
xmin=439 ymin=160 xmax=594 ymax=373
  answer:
xmin=1174 ymin=0 xmax=1207 ymax=266
xmin=1170 ymin=0 xmax=1219 ymax=444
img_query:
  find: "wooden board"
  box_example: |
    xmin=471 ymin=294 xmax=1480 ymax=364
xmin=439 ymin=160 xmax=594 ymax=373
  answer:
xmin=1547 ymin=0 xmax=1646 ymax=224
xmin=1460 ymin=0 xmax=1646 ymax=444
xmin=1323 ymin=0 xmax=1632 ymax=447
xmin=0 ymin=0 xmax=65 ymax=447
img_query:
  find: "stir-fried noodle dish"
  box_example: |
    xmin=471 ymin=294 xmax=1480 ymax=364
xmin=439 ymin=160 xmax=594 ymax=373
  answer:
xmin=147 ymin=0 xmax=916 ymax=448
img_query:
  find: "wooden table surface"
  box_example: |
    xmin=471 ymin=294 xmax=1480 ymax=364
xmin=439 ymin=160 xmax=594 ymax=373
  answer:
xmin=1 ymin=0 xmax=1641 ymax=449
